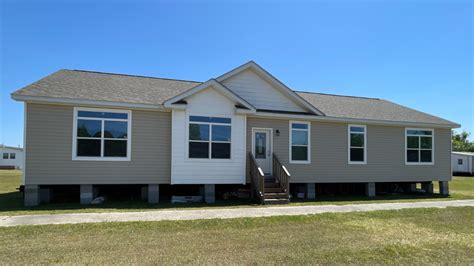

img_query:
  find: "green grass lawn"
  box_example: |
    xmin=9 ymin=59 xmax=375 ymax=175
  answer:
xmin=0 ymin=207 xmax=473 ymax=264
xmin=1 ymin=170 xmax=473 ymax=216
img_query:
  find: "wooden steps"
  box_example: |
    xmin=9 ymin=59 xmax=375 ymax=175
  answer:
xmin=263 ymin=177 xmax=289 ymax=204
xmin=249 ymin=153 xmax=291 ymax=205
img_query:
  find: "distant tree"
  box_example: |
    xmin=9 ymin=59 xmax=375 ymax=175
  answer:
xmin=452 ymin=130 xmax=474 ymax=152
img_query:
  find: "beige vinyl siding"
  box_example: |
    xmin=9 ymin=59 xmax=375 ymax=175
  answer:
xmin=25 ymin=103 xmax=171 ymax=185
xmin=247 ymin=117 xmax=451 ymax=183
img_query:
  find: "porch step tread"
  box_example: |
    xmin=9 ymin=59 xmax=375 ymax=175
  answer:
xmin=265 ymin=188 xmax=285 ymax=193
xmin=263 ymin=198 xmax=290 ymax=205
xmin=265 ymin=192 xmax=287 ymax=196
xmin=264 ymin=193 xmax=289 ymax=200
xmin=265 ymin=183 xmax=281 ymax=188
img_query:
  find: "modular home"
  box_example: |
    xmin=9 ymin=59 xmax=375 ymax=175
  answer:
xmin=11 ymin=61 xmax=459 ymax=206
xmin=0 ymin=145 xmax=24 ymax=170
xmin=452 ymin=152 xmax=474 ymax=175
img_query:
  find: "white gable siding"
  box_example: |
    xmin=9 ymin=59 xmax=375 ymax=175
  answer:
xmin=222 ymin=69 xmax=305 ymax=112
xmin=171 ymin=87 xmax=246 ymax=184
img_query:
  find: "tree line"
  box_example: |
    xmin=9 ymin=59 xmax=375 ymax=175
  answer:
xmin=452 ymin=130 xmax=474 ymax=152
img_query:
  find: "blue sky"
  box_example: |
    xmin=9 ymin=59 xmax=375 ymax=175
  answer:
xmin=1 ymin=0 xmax=472 ymax=147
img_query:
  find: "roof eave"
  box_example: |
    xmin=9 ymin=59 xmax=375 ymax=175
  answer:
xmin=252 ymin=111 xmax=460 ymax=129
xmin=11 ymin=94 xmax=166 ymax=110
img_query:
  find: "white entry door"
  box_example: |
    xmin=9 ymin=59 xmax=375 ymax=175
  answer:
xmin=253 ymin=128 xmax=272 ymax=175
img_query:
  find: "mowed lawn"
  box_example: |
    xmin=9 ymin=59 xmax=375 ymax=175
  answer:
xmin=0 ymin=207 xmax=473 ymax=264
xmin=1 ymin=170 xmax=474 ymax=216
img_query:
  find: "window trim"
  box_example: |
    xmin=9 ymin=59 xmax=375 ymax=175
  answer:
xmin=348 ymin=124 xmax=367 ymax=165
xmin=72 ymin=107 xmax=132 ymax=161
xmin=289 ymin=121 xmax=311 ymax=164
xmin=3 ymin=153 xmax=9 ymax=159
xmin=186 ymin=114 xmax=232 ymax=160
xmin=9 ymin=153 xmax=16 ymax=159
xmin=405 ymin=128 xmax=434 ymax=165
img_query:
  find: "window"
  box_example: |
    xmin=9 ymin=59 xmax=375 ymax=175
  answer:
xmin=458 ymin=159 xmax=463 ymax=165
xmin=188 ymin=116 xmax=231 ymax=159
xmin=2 ymin=153 xmax=8 ymax=159
xmin=406 ymin=128 xmax=433 ymax=164
xmin=348 ymin=125 xmax=366 ymax=164
xmin=290 ymin=121 xmax=310 ymax=163
xmin=254 ymin=132 xmax=267 ymax=159
xmin=9 ymin=153 xmax=15 ymax=159
xmin=73 ymin=108 xmax=131 ymax=161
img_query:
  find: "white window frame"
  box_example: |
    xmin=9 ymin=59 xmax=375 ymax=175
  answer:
xmin=348 ymin=124 xmax=367 ymax=165
xmin=187 ymin=115 xmax=232 ymax=160
xmin=72 ymin=107 xmax=132 ymax=161
xmin=405 ymin=128 xmax=434 ymax=165
xmin=3 ymin=153 xmax=9 ymax=159
xmin=289 ymin=121 xmax=311 ymax=164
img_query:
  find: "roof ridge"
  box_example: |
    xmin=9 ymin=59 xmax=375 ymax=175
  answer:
xmin=66 ymin=69 xmax=377 ymax=101
xmin=295 ymin=90 xmax=380 ymax=100
xmin=68 ymin=69 xmax=202 ymax=84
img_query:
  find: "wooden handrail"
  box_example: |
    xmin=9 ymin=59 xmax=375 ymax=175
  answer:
xmin=257 ymin=166 xmax=265 ymax=177
xmin=272 ymin=153 xmax=291 ymax=199
xmin=281 ymin=165 xmax=291 ymax=177
xmin=249 ymin=153 xmax=265 ymax=203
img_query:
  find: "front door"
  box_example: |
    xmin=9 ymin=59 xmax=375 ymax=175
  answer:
xmin=253 ymin=128 xmax=272 ymax=175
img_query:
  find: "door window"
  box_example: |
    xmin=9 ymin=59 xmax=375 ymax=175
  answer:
xmin=255 ymin=132 xmax=266 ymax=159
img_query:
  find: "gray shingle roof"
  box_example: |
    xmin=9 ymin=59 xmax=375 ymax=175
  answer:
xmin=12 ymin=69 xmax=200 ymax=105
xmin=296 ymin=92 xmax=457 ymax=126
xmin=12 ymin=69 xmax=458 ymax=127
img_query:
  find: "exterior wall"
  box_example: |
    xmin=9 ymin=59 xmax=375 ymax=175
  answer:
xmin=171 ymin=88 xmax=246 ymax=184
xmin=247 ymin=117 xmax=452 ymax=183
xmin=0 ymin=147 xmax=24 ymax=169
xmin=25 ymin=103 xmax=171 ymax=185
xmin=222 ymin=69 xmax=305 ymax=112
xmin=24 ymin=103 xmax=453 ymax=186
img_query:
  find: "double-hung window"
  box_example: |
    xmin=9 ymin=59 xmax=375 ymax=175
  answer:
xmin=348 ymin=125 xmax=366 ymax=164
xmin=188 ymin=116 xmax=231 ymax=159
xmin=73 ymin=108 xmax=131 ymax=161
xmin=406 ymin=128 xmax=433 ymax=164
xmin=2 ymin=153 xmax=8 ymax=159
xmin=290 ymin=121 xmax=310 ymax=163
xmin=9 ymin=153 xmax=15 ymax=159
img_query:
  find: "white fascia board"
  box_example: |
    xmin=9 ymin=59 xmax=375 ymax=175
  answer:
xmin=11 ymin=94 xmax=166 ymax=111
xmin=252 ymin=111 xmax=460 ymax=129
xmin=235 ymin=108 xmax=256 ymax=114
xmin=216 ymin=61 xmax=325 ymax=116
xmin=215 ymin=61 xmax=255 ymax=81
